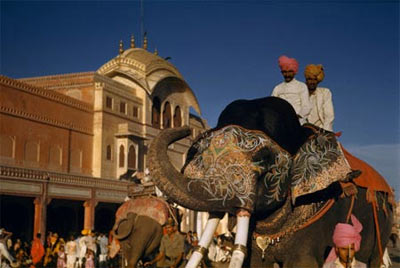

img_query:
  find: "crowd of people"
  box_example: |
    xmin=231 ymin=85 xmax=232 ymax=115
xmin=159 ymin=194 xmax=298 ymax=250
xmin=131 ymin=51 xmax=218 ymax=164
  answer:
xmin=0 ymin=228 xmax=120 ymax=268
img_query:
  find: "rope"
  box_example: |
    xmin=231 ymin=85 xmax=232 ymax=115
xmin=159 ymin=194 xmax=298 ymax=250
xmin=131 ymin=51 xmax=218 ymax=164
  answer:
xmin=345 ymin=195 xmax=355 ymax=223
xmin=372 ymin=199 xmax=384 ymax=265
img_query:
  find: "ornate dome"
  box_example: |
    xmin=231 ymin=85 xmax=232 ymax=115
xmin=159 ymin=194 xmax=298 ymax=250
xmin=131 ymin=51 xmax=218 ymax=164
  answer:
xmin=97 ymin=48 xmax=201 ymax=114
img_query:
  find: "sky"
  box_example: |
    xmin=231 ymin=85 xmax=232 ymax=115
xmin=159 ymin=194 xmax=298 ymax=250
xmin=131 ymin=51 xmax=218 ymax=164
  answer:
xmin=1 ymin=0 xmax=399 ymax=198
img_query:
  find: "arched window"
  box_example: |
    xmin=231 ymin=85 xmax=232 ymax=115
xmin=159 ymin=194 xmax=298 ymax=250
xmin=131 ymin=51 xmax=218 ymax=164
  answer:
xmin=0 ymin=135 xmax=14 ymax=158
xmin=152 ymin=97 xmax=161 ymax=129
xmin=119 ymin=145 xmax=125 ymax=168
xmin=49 ymin=145 xmax=62 ymax=166
xmin=128 ymin=145 xmax=136 ymax=169
xmin=25 ymin=141 xmax=39 ymax=162
xmin=106 ymin=145 xmax=112 ymax=161
xmin=173 ymin=106 xmax=182 ymax=127
xmin=163 ymin=102 xmax=172 ymax=129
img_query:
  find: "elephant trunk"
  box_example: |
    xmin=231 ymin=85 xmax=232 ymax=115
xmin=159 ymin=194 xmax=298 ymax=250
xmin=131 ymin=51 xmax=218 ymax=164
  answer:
xmin=147 ymin=126 xmax=211 ymax=211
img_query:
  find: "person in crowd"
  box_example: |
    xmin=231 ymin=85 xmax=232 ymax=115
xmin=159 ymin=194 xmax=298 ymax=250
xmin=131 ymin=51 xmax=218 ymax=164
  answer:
xmin=144 ymin=219 xmax=184 ymax=268
xmin=85 ymin=249 xmax=95 ymax=268
xmin=65 ymin=235 xmax=77 ymax=268
xmin=44 ymin=232 xmax=61 ymax=267
xmin=57 ymin=244 xmax=66 ymax=268
xmin=183 ymin=231 xmax=193 ymax=262
xmin=304 ymin=64 xmax=335 ymax=131
xmin=97 ymin=233 xmax=108 ymax=268
xmin=77 ymin=230 xmax=90 ymax=268
xmin=323 ymin=214 xmax=366 ymax=268
xmin=272 ymin=55 xmax=311 ymax=124
xmin=30 ymin=233 xmax=44 ymax=268
xmin=0 ymin=228 xmax=17 ymax=267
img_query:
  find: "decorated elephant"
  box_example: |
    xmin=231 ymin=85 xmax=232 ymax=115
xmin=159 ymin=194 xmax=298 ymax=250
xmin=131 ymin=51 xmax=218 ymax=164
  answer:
xmin=147 ymin=96 xmax=394 ymax=267
xmin=111 ymin=196 xmax=176 ymax=268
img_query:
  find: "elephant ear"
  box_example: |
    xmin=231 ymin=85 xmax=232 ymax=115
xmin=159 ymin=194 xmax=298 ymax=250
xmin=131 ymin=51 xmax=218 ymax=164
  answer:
xmin=183 ymin=125 xmax=292 ymax=212
xmin=290 ymin=129 xmax=351 ymax=202
xmin=112 ymin=212 xmax=137 ymax=240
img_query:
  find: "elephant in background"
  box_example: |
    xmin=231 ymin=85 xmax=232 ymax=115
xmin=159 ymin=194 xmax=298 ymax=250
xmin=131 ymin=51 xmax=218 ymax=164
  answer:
xmin=112 ymin=196 xmax=174 ymax=268
xmin=147 ymin=96 xmax=394 ymax=267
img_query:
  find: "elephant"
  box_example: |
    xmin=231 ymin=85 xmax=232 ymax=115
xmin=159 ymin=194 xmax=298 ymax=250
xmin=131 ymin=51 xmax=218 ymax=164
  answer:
xmin=111 ymin=196 xmax=175 ymax=268
xmin=147 ymin=96 xmax=394 ymax=267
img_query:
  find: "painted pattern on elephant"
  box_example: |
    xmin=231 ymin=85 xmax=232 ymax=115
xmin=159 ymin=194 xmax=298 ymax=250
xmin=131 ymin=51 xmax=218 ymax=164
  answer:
xmin=184 ymin=125 xmax=292 ymax=207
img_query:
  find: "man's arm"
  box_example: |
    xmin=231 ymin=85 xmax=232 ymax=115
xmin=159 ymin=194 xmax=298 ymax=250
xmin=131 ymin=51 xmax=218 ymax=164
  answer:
xmin=144 ymin=251 xmax=165 ymax=267
xmin=322 ymin=89 xmax=334 ymax=131
xmin=171 ymin=252 xmax=183 ymax=268
xmin=298 ymin=84 xmax=312 ymax=120
xmin=271 ymin=85 xmax=280 ymax=97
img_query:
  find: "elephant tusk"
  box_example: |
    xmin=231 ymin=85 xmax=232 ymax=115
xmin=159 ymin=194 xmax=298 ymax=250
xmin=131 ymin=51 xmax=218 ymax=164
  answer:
xmin=185 ymin=217 xmax=220 ymax=268
xmin=228 ymin=210 xmax=251 ymax=268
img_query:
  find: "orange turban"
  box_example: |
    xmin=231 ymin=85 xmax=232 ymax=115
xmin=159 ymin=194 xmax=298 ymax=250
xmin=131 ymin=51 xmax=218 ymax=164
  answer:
xmin=304 ymin=64 xmax=325 ymax=83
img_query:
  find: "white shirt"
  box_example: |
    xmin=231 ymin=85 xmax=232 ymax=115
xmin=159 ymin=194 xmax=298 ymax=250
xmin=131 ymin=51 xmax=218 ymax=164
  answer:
xmin=272 ymin=78 xmax=311 ymax=123
xmin=308 ymin=87 xmax=335 ymax=131
xmin=323 ymin=258 xmax=367 ymax=268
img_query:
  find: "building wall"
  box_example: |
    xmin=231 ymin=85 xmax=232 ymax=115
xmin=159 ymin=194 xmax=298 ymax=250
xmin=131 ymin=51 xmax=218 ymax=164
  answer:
xmin=0 ymin=76 xmax=93 ymax=175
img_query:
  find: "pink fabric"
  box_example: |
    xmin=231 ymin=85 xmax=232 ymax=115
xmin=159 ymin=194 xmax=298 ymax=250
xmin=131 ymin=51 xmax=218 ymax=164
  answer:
xmin=278 ymin=55 xmax=299 ymax=73
xmin=325 ymin=214 xmax=363 ymax=263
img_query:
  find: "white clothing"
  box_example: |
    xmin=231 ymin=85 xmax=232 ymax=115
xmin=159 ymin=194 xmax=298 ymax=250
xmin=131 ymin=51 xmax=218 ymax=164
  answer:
xmin=272 ymin=79 xmax=312 ymax=124
xmin=65 ymin=240 xmax=77 ymax=268
xmin=0 ymin=243 xmax=14 ymax=264
xmin=323 ymin=257 xmax=367 ymax=268
xmin=97 ymin=235 xmax=108 ymax=255
xmin=308 ymin=87 xmax=335 ymax=131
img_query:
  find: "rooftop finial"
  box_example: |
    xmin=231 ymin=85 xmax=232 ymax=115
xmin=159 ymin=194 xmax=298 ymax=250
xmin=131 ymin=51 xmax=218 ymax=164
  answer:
xmin=119 ymin=40 xmax=124 ymax=55
xmin=154 ymin=48 xmax=158 ymax=56
xmin=143 ymin=32 xmax=148 ymax=50
xmin=130 ymin=35 xmax=135 ymax=48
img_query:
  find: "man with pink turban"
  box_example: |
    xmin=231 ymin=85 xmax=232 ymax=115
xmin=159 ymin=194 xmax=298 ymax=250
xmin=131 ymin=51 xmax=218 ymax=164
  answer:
xmin=271 ymin=55 xmax=311 ymax=124
xmin=304 ymin=64 xmax=335 ymax=131
xmin=323 ymin=215 xmax=366 ymax=268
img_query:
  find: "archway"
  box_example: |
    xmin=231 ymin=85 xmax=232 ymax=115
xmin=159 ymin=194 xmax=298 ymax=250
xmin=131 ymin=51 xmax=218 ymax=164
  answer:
xmin=0 ymin=195 xmax=34 ymax=242
xmin=95 ymin=202 xmax=120 ymax=234
xmin=47 ymin=199 xmax=84 ymax=239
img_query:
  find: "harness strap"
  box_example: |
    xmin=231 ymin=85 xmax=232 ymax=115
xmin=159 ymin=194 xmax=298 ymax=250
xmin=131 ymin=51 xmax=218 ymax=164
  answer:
xmin=372 ymin=199 xmax=384 ymax=265
xmin=345 ymin=195 xmax=355 ymax=223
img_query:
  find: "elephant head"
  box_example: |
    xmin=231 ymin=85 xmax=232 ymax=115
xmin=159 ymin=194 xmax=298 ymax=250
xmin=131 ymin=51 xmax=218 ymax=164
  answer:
xmin=112 ymin=210 xmax=164 ymax=268
xmin=148 ymin=97 xmax=353 ymax=268
xmin=112 ymin=212 xmax=137 ymax=240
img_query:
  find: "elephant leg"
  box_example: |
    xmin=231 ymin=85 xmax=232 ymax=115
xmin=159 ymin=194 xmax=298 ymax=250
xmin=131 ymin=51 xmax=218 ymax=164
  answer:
xmin=186 ymin=217 xmax=220 ymax=268
xmin=228 ymin=210 xmax=251 ymax=268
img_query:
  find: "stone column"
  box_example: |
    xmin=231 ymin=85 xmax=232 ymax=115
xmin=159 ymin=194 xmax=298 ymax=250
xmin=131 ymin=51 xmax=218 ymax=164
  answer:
xmin=83 ymin=199 xmax=97 ymax=231
xmin=33 ymin=197 xmax=44 ymax=238
xmin=33 ymin=179 xmax=49 ymax=242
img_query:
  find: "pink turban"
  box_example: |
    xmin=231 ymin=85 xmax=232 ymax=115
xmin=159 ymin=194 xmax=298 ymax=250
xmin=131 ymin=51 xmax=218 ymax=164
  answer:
xmin=278 ymin=55 xmax=299 ymax=74
xmin=325 ymin=214 xmax=363 ymax=262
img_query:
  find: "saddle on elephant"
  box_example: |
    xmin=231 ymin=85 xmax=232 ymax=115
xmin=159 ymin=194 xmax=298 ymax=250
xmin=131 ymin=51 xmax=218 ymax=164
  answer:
xmin=115 ymin=196 xmax=171 ymax=226
xmin=340 ymin=145 xmax=395 ymax=205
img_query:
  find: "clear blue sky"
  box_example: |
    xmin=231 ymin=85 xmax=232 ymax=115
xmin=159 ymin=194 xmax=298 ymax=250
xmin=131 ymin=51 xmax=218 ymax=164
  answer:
xmin=1 ymin=1 xmax=399 ymax=197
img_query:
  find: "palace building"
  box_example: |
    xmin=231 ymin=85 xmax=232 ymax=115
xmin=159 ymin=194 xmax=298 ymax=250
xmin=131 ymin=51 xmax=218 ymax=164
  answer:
xmin=0 ymin=36 xmax=209 ymax=241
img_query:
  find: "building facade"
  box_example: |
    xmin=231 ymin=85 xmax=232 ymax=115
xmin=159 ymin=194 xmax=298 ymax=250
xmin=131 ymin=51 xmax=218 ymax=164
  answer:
xmin=0 ymin=43 xmax=210 ymax=241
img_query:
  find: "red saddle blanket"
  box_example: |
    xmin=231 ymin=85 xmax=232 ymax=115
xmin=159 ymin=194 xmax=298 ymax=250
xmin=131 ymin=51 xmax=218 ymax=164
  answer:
xmin=341 ymin=145 xmax=394 ymax=204
xmin=115 ymin=196 xmax=170 ymax=226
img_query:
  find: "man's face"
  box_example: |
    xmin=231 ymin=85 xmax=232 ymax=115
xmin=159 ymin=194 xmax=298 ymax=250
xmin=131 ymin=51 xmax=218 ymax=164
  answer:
xmin=335 ymin=243 xmax=355 ymax=265
xmin=165 ymin=225 xmax=174 ymax=235
xmin=306 ymin=77 xmax=319 ymax=92
xmin=281 ymin=70 xmax=295 ymax=82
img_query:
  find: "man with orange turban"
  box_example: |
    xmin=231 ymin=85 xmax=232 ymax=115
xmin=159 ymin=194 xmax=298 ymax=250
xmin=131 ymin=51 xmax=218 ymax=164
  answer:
xmin=323 ymin=215 xmax=366 ymax=267
xmin=272 ymin=55 xmax=311 ymax=124
xmin=304 ymin=64 xmax=335 ymax=131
